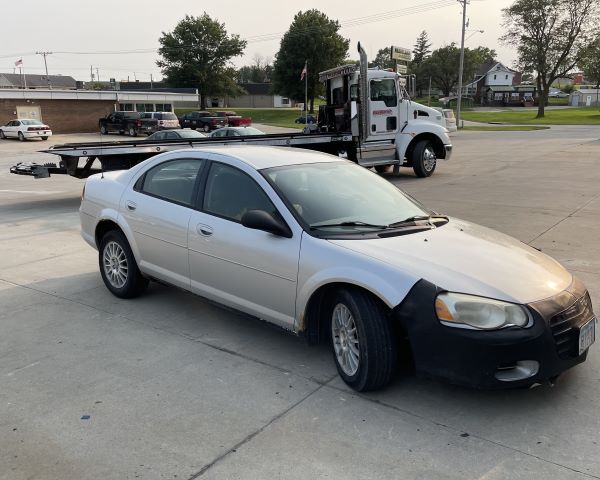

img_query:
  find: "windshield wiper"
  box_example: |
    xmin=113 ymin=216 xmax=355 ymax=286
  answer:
xmin=388 ymin=214 xmax=448 ymax=228
xmin=310 ymin=221 xmax=389 ymax=230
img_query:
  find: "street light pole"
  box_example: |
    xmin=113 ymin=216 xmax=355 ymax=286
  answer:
xmin=36 ymin=51 xmax=53 ymax=89
xmin=456 ymin=0 xmax=468 ymax=129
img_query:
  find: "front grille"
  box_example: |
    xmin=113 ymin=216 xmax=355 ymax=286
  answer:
xmin=549 ymin=293 xmax=594 ymax=359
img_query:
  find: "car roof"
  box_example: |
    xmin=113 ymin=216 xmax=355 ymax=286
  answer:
xmin=190 ymin=145 xmax=343 ymax=170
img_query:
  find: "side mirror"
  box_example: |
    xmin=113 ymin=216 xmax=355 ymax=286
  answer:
xmin=241 ymin=210 xmax=292 ymax=238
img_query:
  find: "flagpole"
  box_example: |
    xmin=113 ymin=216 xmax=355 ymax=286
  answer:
xmin=305 ymin=60 xmax=308 ymax=125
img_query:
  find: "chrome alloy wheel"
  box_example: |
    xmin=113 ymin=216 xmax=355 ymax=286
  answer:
xmin=423 ymin=147 xmax=437 ymax=172
xmin=332 ymin=303 xmax=360 ymax=376
xmin=103 ymin=241 xmax=129 ymax=289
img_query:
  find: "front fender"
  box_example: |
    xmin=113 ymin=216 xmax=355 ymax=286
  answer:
xmin=397 ymin=123 xmax=452 ymax=162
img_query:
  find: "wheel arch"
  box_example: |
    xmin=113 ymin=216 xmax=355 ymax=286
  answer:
xmin=404 ymin=133 xmax=447 ymax=166
xmin=300 ymin=281 xmax=393 ymax=345
xmin=94 ymin=215 xmax=141 ymax=263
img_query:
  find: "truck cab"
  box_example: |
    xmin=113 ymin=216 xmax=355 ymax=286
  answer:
xmin=318 ymin=43 xmax=451 ymax=177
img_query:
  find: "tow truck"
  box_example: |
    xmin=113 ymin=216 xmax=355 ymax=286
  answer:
xmin=10 ymin=43 xmax=452 ymax=180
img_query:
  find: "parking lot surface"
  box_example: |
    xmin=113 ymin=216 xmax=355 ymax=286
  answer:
xmin=1 ymin=125 xmax=599 ymax=479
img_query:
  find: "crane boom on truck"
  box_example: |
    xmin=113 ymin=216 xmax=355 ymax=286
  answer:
xmin=10 ymin=43 xmax=452 ymax=180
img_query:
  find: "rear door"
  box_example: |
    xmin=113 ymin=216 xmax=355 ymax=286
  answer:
xmin=4 ymin=121 xmax=18 ymax=137
xmin=121 ymin=157 xmax=206 ymax=289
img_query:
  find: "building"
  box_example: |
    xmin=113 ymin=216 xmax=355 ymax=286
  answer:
xmin=223 ymin=83 xmax=292 ymax=108
xmin=463 ymin=62 xmax=536 ymax=106
xmin=0 ymin=73 xmax=77 ymax=90
xmin=0 ymin=88 xmax=199 ymax=134
xmin=569 ymin=89 xmax=600 ymax=107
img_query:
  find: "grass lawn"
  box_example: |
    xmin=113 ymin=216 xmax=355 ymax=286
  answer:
xmin=175 ymin=107 xmax=306 ymax=129
xmin=461 ymin=107 xmax=600 ymax=125
xmin=462 ymin=125 xmax=550 ymax=131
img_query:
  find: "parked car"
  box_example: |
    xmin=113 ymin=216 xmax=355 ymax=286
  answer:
xmin=146 ymin=129 xmax=207 ymax=141
xmin=179 ymin=111 xmax=227 ymax=132
xmin=549 ymin=90 xmax=569 ymax=98
xmin=209 ymin=126 xmax=265 ymax=137
xmin=99 ymin=111 xmax=142 ymax=136
xmin=433 ymin=108 xmax=457 ymax=132
xmin=214 ymin=111 xmax=252 ymax=127
xmin=138 ymin=112 xmax=180 ymax=135
xmin=80 ymin=146 xmax=595 ymax=392
xmin=295 ymin=114 xmax=317 ymax=124
xmin=0 ymin=119 xmax=52 ymax=141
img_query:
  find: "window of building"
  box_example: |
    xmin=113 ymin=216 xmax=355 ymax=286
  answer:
xmin=281 ymin=98 xmax=290 ymax=105
xmin=505 ymin=75 xmax=509 ymax=80
xmin=493 ymin=75 xmax=497 ymax=80
xmin=119 ymin=103 xmax=134 ymax=111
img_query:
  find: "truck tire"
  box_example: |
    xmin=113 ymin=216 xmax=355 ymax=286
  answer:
xmin=128 ymin=126 xmax=138 ymax=137
xmin=100 ymin=125 xmax=108 ymax=135
xmin=329 ymin=287 xmax=396 ymax=391
xmin=412 ymin=140 xmax=437 ymax=177
xmin=99 ymin=230 xmax=148 ymax=299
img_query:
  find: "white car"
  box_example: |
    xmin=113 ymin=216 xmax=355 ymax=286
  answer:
xmin=433 ymin=108 xmax=457 ymax=132
xmin=0 ymin=119 xmax=52 ymax=141
xmin=79 ymin=146 xmax=596 ymax=391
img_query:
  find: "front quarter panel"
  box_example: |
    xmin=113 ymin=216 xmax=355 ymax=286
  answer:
xmin=296 ymin=233 xmax=420 ymax=330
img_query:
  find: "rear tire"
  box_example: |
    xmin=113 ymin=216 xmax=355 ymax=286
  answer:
xmin=329 ymin=288 xmax=396 ymax=392
xmin=99 ymin=230 xmax=148 ymax=299
xmin=0 ymin=130 xmax=5 ymax=139
xmin=18 ymin=132 xmax=25 ymax=141
xmin=128 ymin=126 xmax=138 ymax=137
xmin=100 ymin=125 xmax=108 ymax=135
xmin=412 ymin=140 xmax=437 ymax=177
xmin=41 ymin=136 xmax=48 ymax=140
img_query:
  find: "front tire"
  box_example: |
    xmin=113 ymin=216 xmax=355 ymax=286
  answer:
xmin=100 ymin=125 xmax=108 ymax=135
xmin=329 ymin=288 xmax=396 ymax=391
xmin=128 ymin=126 xmax=138 ymax=137
xmin=412 ymin=140 xmax=437 ymax=177
xmin=18 ymin=131 xmax=25 ymax=141
xmin=99 ymin=230 xmax=148 ymax=299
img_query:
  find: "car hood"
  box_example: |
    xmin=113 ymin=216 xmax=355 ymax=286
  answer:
xmin=328 ymin=218 xmax=572 ymax=304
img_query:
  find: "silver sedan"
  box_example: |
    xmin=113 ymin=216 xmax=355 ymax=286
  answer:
xmin=80 ymin=146 xmax=596 ymax=391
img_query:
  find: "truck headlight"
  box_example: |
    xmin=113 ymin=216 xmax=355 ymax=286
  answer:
xmin=435 ymin=292 xmax=532 ymax=330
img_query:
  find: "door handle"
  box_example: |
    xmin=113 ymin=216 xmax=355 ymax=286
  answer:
xmin=126 ymin=201 xmax=137 ymax=211
xmin=196 ymin=224 xmax=213 ymax=236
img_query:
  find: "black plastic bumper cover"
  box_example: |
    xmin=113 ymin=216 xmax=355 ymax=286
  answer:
xmin=392 ymin=279 xmax=591 ymax=389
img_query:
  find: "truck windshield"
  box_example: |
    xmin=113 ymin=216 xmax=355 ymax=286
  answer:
xmin=264 ymin=162 xmax=429 ymax=234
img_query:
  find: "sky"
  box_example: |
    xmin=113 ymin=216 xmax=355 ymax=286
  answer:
xmin=0 ymin=0 xmax=515 ymax=83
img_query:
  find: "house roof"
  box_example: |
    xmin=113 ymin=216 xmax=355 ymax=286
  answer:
xmin=487 ymin=85 xmax=515 ymax=92
xmin=0 ymin=73 xmax=77 ymax=89
xmin=239 ymin=83 xmax=272 ymax=95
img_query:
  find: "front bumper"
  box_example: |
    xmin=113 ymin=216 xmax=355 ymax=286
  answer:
xmin=443 ymin=144 xmax=452 ymax=161
xmin=393 ymin=279 xmax=594 ymax=389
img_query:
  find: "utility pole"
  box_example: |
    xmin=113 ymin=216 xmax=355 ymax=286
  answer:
xmin=96 ymin=68 xmax=100 ymax=84
xmin=90 ymin=65 xmax=94 ymax=83
xmin=36 ymin=51 xmax=53 ymax=89
xmin=456 ymin=0 xmax=468 ymax=129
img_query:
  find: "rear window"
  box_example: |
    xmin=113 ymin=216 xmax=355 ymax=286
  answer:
xmin=443 ymin=110 xmax=455 ymax=119
xmin=21 ymin=120 xmax=43 ymax=125
xmin=124 ymin=112 xmax=141 ymax=119
xmin=157 ymin=113 xmax=178 ymax=120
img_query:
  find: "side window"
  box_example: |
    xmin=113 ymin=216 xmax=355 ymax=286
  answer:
xmin=203 ymin=163 xmax=276 ymax=222
xmin=151 ymin=132 xmax=165 ymax=141
xmin=14 ymin=121 xmax=21 ymax=126
xmin=141 ymin=159 xmax=204 ymax=207
xmin=213 ymin=129 xmax=226 ymax=137
xmin=370 ymin=79 xmax=397 ymax=107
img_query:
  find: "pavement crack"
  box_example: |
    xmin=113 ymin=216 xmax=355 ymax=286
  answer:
xmin=527 ymin=190 xmax=600 ymax=245
xmin=187 ymin=383 xmax=325 ymax=479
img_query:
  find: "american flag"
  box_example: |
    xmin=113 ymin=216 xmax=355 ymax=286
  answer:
xmin=300 ymin=61 xmax=307 ymax=81
xmin=14 ymin=58 xmax=23 ymax=67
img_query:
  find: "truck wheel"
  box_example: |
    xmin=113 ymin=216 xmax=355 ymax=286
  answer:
xmin=128 ymin=127 xmax=138 ymax=137
xmin=412 ymin=140 xmax=437 ymax=177
xmin=100 ymin=125 xmax=108 ymax=135
xmin=99 ymin=230 xmax=148 ymax=299
xmin=18 ymin=132 xmax=25 ymax=142
xmin=329 ymin=288 xmax=396 ymax=392
xmin=203 ymin=125 xmax=210 ymax=133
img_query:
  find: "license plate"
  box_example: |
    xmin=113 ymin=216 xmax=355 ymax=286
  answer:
xmin=579 ymin=318 xmax=596 ymax=355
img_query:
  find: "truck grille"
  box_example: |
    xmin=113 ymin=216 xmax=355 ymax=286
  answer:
xmin=549 ymin=292 xmax=594 ymax=359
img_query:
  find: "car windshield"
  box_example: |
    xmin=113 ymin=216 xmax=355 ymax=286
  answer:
xmin=264 ymin=162 xmax=430 ymax=234
xmin=21 ymin=120 xmax=43 ymax=125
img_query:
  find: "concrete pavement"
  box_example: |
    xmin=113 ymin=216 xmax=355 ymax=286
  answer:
xmin=1 ymin=125 xmax=600 ymax=479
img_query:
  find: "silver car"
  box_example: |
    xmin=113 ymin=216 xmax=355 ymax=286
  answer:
xmin=80 ymin=146 xmax=596 ymax=391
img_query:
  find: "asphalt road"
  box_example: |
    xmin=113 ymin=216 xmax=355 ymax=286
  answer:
xmin=1 ymin=125 xmax=599 ymax=480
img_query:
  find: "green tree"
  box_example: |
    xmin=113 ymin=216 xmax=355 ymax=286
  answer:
xmin=420 ymin=44 xmax=496 ymax=97
xmin=501 ymin=0 xmax=599 ymax=118
xmin=372 ymin=47 xmax=395 ymax=69
xmin=579 ymin=37 xmax=600 ymax=88
xmin=410 ymin=31 xmax=432 ymax=96
xmin=273 ymin=10 xmax=349 ymax=112
xmin=239 ymin=54 xmax=273 ymax=83
xmin=157 ymin=13 xmax=247 ymax=109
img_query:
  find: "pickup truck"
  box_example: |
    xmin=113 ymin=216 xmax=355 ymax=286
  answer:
xmin=215 ymin=111 xmax=252 ymax=127
xmin=179 ymin=111 xmax=227 ymax=132
xmin=99 ymin=112 xmax=143 ymax=136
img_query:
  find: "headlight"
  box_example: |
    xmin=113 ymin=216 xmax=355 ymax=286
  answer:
xmin=435 ymin=292 xmax=532 ymax=330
